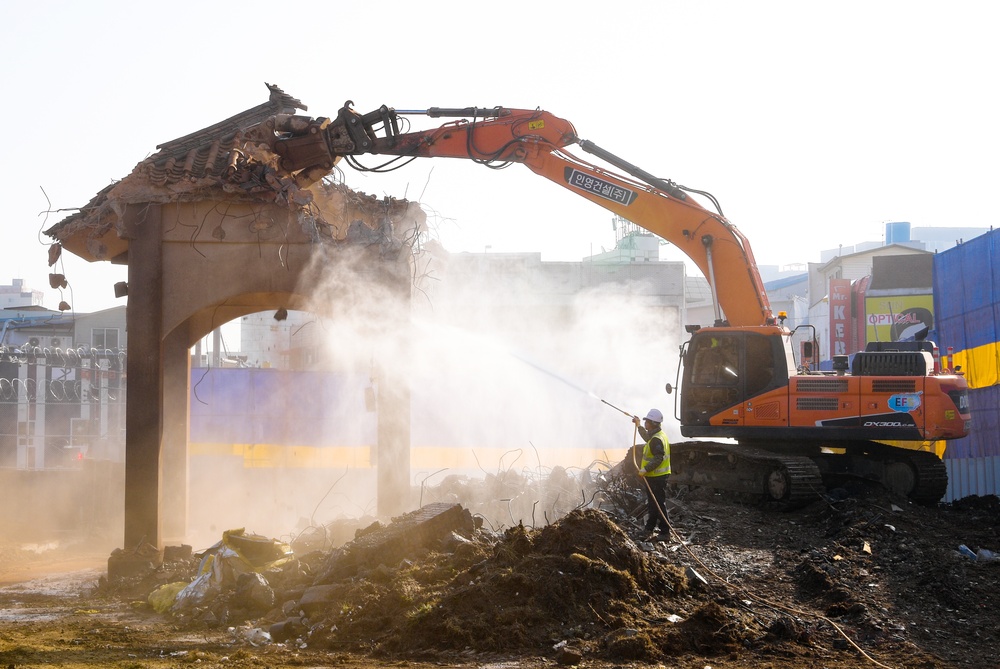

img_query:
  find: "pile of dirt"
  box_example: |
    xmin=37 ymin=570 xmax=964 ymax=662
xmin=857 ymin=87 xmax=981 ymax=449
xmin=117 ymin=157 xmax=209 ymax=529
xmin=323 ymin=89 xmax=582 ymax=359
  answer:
xmin=2 ymin=477 xmax=999 ymax=669
xmin=110 ymin=479 xmax=1000 ymax=666
xmin=310 ymin=509 xmax=689 ymax=657
xmin=673 ymin=483 xmax=1000 ymax=668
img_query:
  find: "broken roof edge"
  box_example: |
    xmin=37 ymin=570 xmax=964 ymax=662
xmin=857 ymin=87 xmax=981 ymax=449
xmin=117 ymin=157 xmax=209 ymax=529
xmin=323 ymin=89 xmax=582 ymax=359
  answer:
xmin=43 ymin=84 xmax=307 ymax=243
xmin=42 ymin=183 xmax=116 ymax=242
xmin=155 ymin=83 xmax=306 ymax=151
xmin=41 ymin=83 xmax=428 ymax=268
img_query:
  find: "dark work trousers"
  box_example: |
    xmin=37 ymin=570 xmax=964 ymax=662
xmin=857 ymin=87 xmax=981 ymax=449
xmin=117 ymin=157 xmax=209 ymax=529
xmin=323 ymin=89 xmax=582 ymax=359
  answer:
xmin=643 ymin=474 xmax=669 ymax=533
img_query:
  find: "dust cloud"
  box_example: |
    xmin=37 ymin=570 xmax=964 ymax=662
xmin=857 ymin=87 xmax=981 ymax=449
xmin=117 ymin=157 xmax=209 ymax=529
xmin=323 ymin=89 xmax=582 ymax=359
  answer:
xmin=246 ymin=240 xmax=688 ymax=534
xmin=2 ymin=244 xmax=686 ymax=557
xmin=180 ymin=215 xmax=686 ymax=547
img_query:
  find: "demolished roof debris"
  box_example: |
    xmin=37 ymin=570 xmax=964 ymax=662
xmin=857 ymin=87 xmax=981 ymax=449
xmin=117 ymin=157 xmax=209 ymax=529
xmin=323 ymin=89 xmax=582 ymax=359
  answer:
xmin=45 ymin=83 xmax=425 ymax=264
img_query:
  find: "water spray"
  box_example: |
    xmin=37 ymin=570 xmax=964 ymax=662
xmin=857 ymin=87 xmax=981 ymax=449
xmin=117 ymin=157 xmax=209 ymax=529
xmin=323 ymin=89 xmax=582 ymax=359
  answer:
xmin=506 ymin=349 xmax=638 ymax=421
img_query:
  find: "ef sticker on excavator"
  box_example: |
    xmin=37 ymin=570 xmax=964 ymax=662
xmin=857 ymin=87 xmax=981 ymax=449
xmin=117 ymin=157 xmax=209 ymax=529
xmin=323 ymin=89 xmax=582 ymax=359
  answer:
xmin=888 ymin=392 xmax=922 ymax=413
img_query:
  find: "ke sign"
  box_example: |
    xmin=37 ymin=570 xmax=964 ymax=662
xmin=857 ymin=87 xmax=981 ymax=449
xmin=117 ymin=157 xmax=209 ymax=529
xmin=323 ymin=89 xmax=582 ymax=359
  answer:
xmin=829 ymin=278 xmax=852 ymax=358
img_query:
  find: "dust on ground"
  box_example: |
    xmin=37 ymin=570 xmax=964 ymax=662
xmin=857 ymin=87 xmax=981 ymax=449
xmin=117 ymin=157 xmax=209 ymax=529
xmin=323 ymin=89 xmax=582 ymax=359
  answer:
xmin=1 ymin=474 xmax=998 ymax=669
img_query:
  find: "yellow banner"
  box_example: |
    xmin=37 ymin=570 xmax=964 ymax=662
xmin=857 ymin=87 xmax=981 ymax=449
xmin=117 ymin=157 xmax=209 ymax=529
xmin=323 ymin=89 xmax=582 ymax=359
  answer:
xmin=865 ymin=294 xmax=935 ymax=343
xmin=951 ymin=343 xmax=1000 ymax=389
xmin=189 ymin=442 xmax=623 ymax=471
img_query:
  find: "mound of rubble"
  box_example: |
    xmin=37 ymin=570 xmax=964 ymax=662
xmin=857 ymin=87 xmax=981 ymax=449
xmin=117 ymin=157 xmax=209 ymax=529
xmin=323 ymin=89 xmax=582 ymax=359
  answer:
xmin=94 ymin=471 xmax=1000 ymax=668
xmin=135 ymin=503 xmax=751 ymax=664
xmin=306 ymin=505 xmax=697 ymax=660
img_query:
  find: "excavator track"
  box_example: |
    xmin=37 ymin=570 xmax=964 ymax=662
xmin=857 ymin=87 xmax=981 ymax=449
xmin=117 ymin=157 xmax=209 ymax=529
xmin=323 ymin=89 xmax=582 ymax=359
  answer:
xmin=669 ymin=440 xmax=948 ymax=508
xmin=670 ymin=441 xmax=825 ymax=510
xmin=813 ymin=443 xmax=949 ymax=505
xmin=902 ymin=450 xmax=950 ymax=504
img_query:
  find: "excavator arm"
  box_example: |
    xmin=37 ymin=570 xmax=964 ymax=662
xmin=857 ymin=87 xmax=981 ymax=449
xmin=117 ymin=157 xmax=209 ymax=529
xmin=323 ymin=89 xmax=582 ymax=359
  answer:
xmin=262 ymin=103 xmax=774 ymax=327
xmin=255 ymin=102 xmax=969 ymax=507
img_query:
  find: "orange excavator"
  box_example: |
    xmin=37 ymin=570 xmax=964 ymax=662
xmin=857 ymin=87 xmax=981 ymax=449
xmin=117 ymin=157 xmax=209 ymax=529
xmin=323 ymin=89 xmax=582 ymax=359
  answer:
xmin=255 ymin=102 xmax=971 ymax=506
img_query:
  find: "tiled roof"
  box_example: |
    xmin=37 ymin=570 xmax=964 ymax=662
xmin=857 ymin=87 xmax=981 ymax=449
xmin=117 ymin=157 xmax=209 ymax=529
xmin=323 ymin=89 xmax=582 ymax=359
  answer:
xmin=145 ymin=83 xmax=305 ymax=186
xmin=42 ymin=84 xmax=426 ymax=267
xmin=45 ymin=83 xmax=306 ymax=241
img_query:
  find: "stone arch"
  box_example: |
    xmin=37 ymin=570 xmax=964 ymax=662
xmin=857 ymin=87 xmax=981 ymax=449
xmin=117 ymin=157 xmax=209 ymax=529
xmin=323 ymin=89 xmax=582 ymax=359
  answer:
xmin=130 ymin=195 xmax=420 ymax=549
xmin=44 ymin=85 xmax=426 ymax=555
xmin=51 ymin=194 xmax=422 ymax=553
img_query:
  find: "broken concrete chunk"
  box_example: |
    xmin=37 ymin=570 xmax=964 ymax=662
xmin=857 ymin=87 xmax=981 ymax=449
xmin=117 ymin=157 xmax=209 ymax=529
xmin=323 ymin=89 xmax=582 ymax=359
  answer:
xmin=269 ymin=617 xmax=307 ymax=643
xmin=314 ymin=503 xmax=474 ymax=584
xmin=163 ymin=544 xmax=193 ymax=562
xmin=685 ymin=566 xmax=708 ymax=586
xmin=108 ymin=543 xmax=163 ymax=581
xmin=298 ymin=584 xmax=341 ymax=615
xmin=556 ymin=645 xmax=584 ymax=665
xmin=234 ymin=572 xmax=275 ymax=612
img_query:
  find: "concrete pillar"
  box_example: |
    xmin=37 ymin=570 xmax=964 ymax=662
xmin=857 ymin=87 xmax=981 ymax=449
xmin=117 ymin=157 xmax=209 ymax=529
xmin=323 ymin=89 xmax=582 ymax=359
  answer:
xmin=122 ymin=203 xmax=164 ymax=549
xmin=376 ymin=258 xmax=412 ymax=517
xmin=376 ymin=361 xmax=411 ymax=517
xmin=160 ymin=324 xmax=191 ymax=544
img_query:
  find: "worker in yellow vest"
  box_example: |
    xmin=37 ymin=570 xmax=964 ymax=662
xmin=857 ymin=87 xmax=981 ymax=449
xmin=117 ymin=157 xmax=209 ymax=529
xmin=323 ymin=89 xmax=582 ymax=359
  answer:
xmin=632 ymin=408 xmax=671 ymax=538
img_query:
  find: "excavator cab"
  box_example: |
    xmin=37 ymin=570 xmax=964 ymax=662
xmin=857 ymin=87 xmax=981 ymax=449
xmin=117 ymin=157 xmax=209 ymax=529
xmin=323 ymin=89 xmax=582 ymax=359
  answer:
xmin=679 ymin=328 xmax=790 ymax=430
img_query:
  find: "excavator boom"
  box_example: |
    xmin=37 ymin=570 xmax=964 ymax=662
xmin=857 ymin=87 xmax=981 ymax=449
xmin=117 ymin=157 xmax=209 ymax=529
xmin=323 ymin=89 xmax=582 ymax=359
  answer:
xmin=266 ymin=103 xmax=773 ymax=327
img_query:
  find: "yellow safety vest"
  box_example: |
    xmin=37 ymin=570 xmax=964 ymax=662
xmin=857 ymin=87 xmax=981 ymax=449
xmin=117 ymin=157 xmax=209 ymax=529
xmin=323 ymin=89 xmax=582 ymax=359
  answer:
xmin=641 ymin=428 xmax=671 ymax=476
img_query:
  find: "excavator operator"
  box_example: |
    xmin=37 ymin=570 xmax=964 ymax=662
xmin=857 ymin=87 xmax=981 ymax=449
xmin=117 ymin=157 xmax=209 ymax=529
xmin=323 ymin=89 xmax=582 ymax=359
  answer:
xmin=632 ymin=408 xmax=672 ymax=538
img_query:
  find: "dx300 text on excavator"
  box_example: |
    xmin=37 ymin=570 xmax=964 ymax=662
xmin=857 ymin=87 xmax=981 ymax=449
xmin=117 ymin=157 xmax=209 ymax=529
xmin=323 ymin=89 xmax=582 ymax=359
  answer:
xmin=248 ymin=102 xmax=972 ymax=507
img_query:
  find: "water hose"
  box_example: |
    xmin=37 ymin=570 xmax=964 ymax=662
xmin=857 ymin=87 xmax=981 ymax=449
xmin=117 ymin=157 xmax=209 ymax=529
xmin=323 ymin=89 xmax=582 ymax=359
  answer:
xmin=619 ymin=411 xmax=893 ymax=668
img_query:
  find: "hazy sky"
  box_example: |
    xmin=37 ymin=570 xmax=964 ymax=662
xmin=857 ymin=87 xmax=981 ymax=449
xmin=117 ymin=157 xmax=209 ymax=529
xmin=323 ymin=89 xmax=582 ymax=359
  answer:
xmin=3 ymin=1 xmax=998 ymax=314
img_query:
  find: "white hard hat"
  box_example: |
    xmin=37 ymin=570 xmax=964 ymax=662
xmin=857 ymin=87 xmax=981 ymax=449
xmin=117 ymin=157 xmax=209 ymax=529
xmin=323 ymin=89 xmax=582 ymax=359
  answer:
xmin=644 ymin=408 xmax=664 ymax=423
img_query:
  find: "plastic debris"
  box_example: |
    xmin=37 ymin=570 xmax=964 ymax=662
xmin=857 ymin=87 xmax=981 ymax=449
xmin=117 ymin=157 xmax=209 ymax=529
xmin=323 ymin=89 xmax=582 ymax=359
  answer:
xmin=148 ymin=582 xmax=188 ymax=613
xmin=243 ymin=627 xmax=272 ymax=646
xmin=170 ymin=528 xmax=293 ymax=612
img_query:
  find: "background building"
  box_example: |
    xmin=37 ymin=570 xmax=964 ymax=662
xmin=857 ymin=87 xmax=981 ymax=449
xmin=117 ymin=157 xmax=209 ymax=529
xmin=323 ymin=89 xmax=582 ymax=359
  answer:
xmin=819 ymin=222 xmax=988 ymax=261
xmin=1 ymin=300 xmax=126 ymax=541
xmin=1 ymin=304 xmax=127 ymax=469
xmin=0 ymin=278 xmax=44 ymax=309
xmin=807 ymin=245 xmax=932 ymax=366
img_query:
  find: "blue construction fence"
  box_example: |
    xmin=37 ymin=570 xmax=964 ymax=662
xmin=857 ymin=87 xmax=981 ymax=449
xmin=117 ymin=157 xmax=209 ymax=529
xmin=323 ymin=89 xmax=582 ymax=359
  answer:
xmin=933 ymin=228 xmax=1000 ymax=500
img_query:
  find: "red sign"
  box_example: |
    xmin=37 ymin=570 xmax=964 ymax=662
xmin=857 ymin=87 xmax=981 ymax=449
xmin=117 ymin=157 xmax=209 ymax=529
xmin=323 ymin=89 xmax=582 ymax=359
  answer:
xmin=829 ymin=278 xmax=852 ymax=358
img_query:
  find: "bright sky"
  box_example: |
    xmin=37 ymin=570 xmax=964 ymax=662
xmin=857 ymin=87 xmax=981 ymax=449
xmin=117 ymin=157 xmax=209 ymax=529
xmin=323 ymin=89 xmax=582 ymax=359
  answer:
xmin=3 ymin=1 xmax=998 ymax=314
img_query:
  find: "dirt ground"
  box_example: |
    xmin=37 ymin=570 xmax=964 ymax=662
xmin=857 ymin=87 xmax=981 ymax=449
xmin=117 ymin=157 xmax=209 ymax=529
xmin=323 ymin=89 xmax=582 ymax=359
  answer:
xmin=1 ymin=478 xmax=998 ymax=669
